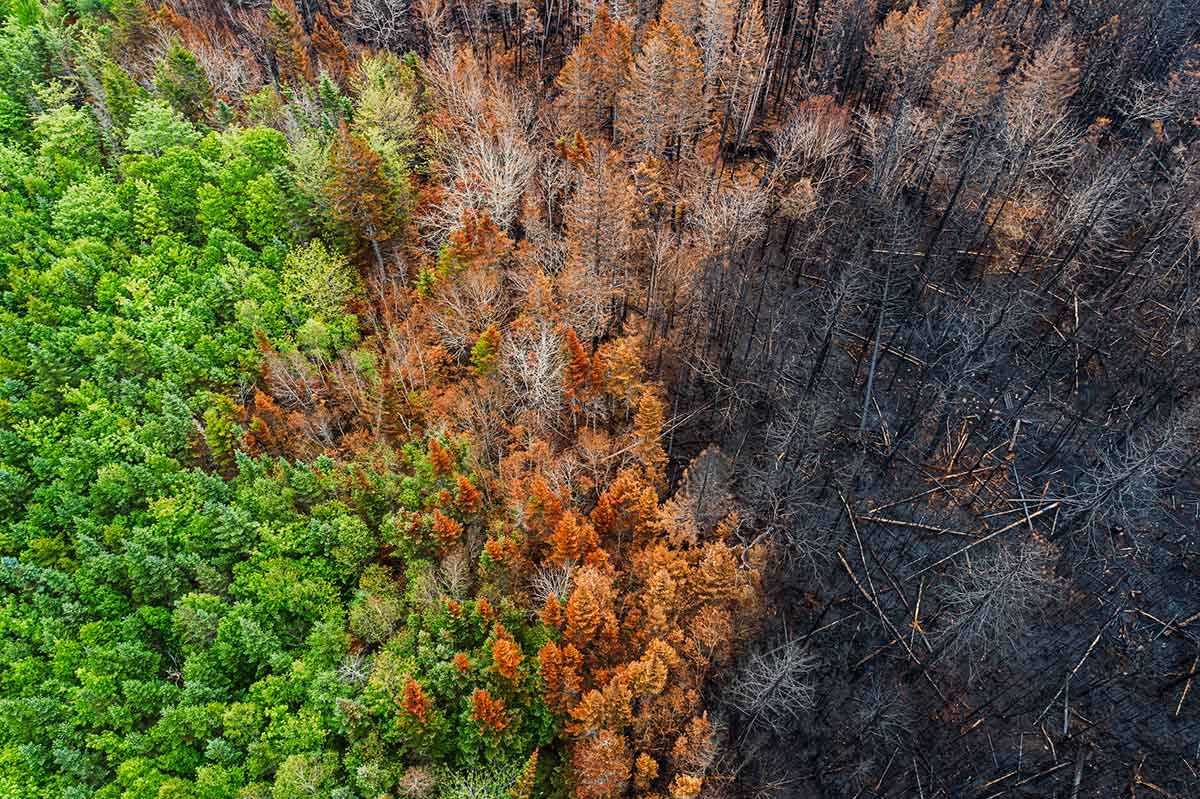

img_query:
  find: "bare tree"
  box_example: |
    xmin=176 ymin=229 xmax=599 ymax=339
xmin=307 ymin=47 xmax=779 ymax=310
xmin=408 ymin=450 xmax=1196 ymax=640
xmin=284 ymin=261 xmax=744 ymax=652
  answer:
xmin=421 ymin=48 xmax=539 ymax=242
xmin=337 ymin=653 xmax=371 ymax=686
xmin=934 ymin=539 xmax=1060 ymax=669
xmin=351 ymin=0 xmax=415 ymax=51
xmin=531 ymin=563 xmax=574 ymax=608
xmin=726 ymin=638 xmax=818 ymax=733
xmin=429 ymin=265 xmax=510 ymax=359
xmin=500 ymin=317 xmax=566 ymax=434
xmin=1064 ymin=403 xmax=1198 ymax=552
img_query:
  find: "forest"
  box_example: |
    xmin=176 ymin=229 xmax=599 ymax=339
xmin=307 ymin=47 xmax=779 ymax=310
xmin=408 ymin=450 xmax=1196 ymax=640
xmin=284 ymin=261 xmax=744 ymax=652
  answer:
xmin=0 ymin=0 xmax=1197 ymax=797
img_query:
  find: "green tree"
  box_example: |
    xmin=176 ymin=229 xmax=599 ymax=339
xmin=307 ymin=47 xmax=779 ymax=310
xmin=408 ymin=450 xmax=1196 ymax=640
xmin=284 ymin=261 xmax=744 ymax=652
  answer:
xmin=123 ymin=98 xmax=200 ymax=155
xmin=156 ymin=42 xmax=214 ymax=123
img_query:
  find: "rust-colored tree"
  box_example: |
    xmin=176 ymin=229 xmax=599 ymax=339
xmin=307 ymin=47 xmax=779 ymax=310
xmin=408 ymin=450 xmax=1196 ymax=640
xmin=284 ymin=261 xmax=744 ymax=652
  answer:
xmin=471 ymin=688 xmax=510 ymax=733
xmin=556 ymin=5 xmax=633 ymax=134
xmin=400 ymin=676 xmax=431 ymax=724
xmin=328 ymin=124 xmax=399 ymax=271
xmin=616 ymin=20 xmax=707 ymax=158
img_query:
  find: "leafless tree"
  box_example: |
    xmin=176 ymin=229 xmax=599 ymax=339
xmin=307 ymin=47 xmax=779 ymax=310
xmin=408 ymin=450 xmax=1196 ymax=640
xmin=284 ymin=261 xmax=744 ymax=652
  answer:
xmin=934 ymin=539 xmax=1060 ymax=669
xmin=194 ymin=41 xmax=263 ymax=101
xmin=530 ymin=563 xmax=574 ymax=608
xmin=337 ymin=653 xmax=371 ymax=686
xmin=726 ymin=638 xmax=818 ymax=733
xmin=858 ymin=102 xmax=935 ymax=205
xmin=1064 ymin=403 xmax=1198 ymax=552
xmin=665 ymin=445 xmax=735 ymax=537
xmin=849 ymin=675 xmax=913 ymax=750
xmin=768 ymin=98 xmax=853 ymax=193
xmin=351 ymin=0 xmax=415 ymax=51
xmin=395 ymin=766 xmax=437 ymax=799
xmin=500 ymin=317 xmax=565 ymax=433
xmin=421 ymin=48 xmax=539 ymax=242
xmin=1000 ymin=33 xmax=1081 ymax=177
xmin=439 ymin=549 xmax=472 ymax=598
xmin=690 ymin=173 xmax=769 ymax=253
xmin=429 ymin=265 xmax=510 ymax=359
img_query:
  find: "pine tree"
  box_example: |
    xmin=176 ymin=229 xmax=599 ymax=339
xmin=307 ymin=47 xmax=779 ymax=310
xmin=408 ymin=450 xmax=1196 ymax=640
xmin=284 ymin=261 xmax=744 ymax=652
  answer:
xmin=455 ymin=474 xmax=482 ymax=513
xmin=267 ymin=0 xmax=312 ymax=86
xmin=572 ymin=731 xmax=632 ymax=799
xmin=471 ymin=688 xmax=510 ymax=732
xmin=564 ymin=327 xmax=593 ymax=403
xmin=616 ymin=20 xmax=707 ymax=158
xmin=719 ymin=0 xmax=767 ymax=149
xmin=492 ymin=636 xmax=523 ymax=682
xmin=431 ymin=510 xmax=463 ymax=551
xmin=328 ymin=124 xmax=398 ymax=270
xmin=565 ymin=567 xmax=617 ymax=650
xmin=202 ymin=395 xmax=238 ymax=478
xmin=548 ymin=510 xmax=599 ymax=565
xmin=401 ymin=676 xmax=432 ymax=724
xmin=869 ymin=0 xmax=952 ymax=98
xmin=155 ymin=42 xmax=213 ymax=123
xmin=555 ymin=6 xmax=633 ymax=134
xmin=510 ymin=750 xmax=539 ymax=799
xmin=563 ymin=143 xmax=634 ymax=336
xmin=471 ymin=325 xmax=502 ymax=375
xmin=539 ymin=640 xmax=581 ymax=712
xmin=669 ymin=775 xmax=704 ymax=799
xmin=698 ymin=0 xmax=735 ymax=89
xmin=663 ymin=0 xmax=701 ymax=38
xmin=633 ymin=387 xmax=668 ymax=481
xmin=428 ymin=437 xmax=454 ymax=475
xmin=634 ymin=752 xmax=659 ymax=790
xmin=312 ymin=13 xmax=351 ymax=84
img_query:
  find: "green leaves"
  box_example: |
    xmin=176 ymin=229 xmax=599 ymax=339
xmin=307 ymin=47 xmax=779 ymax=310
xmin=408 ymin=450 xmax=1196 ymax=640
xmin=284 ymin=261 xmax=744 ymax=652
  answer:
xmin=280 ymin=239 xmax=359 ymax=326
xmin=123 ymin=99 xmax=200 ymax=156
xmin=0 ymin=18 xmax=518 ymax=799
xmin=155 ymin=43 xmax=214 ymax=125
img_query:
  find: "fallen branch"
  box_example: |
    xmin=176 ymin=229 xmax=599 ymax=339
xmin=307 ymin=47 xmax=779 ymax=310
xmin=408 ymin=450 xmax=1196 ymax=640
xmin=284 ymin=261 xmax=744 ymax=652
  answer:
xmin=907 ymin=502 xmax=1061 ymax=579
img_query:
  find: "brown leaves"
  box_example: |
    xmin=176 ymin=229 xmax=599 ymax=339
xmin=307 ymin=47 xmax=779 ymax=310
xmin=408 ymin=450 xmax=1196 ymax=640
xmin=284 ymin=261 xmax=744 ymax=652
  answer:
xmin=328 ymin=125 xmax=398 ymax=247
xmin=548 ymin=510 xmax=599 ymax=566
xmin=669 ymin=775 xmax=704 ymax=799
xmin=616 ymin=19 xmax=707 ymax=158
xmin=571 ymin=730 xmax=632 ymax=799
xmin=593 ymin=335 xmax=644 ymax=404
xmin=512 ymin=750 xmax=539 ymax=799
xmin=428 ymin=437 xmax=454 ymax=475
xmin=540 ymin=594 xmax=564 ymax=628
xmin=539 ymin=639 xmax=583 ymax=713
xmin=569 ymin=677 xmax=633 ymax=735
xmin=555 ymin=6 xmax=633 ymax=135
xmin=563 ymin=327 xmax=594 ymax=405
xmin=525 ymin=474 xmax=565 ymax=539
xmin=431 ymin=509 xmax=463 ymax=550
xmin=455 ymin=474 xmax=482 ymax=513
xmin=446 ymin=210 xmax=513 ymax=272
xmin=491 ymin=636 xmax=523 ymax=682
xmin=565 ymin=566 xmax=619 ymax=651
xmin=400 ymin=676 xmax=431 ymax=725
xmin=634 ymin=753 xmax=659 ymax=790
xmin=470 ymin=688 xmax=509 ymax=733
xmin=590 ymin=468 xmax=660 ymax=546
xmin=633 ymin=388 xmax=668 ymax=482
xmin=311 ymin=12 xmax=350 ymax=83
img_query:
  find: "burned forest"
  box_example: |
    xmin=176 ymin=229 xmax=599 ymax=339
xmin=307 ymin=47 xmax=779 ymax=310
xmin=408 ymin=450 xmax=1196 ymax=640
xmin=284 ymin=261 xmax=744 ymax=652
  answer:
xmin=0 ymin=0 xmax=1197 ymax=797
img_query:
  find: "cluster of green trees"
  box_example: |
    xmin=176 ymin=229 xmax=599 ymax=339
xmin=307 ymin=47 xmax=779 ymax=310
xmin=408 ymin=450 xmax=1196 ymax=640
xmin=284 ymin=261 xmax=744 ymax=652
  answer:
xmin=0 ymin=6 xmax=553 ymax=798
xmin=2 ymin=442 xmax=554 ymax=799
